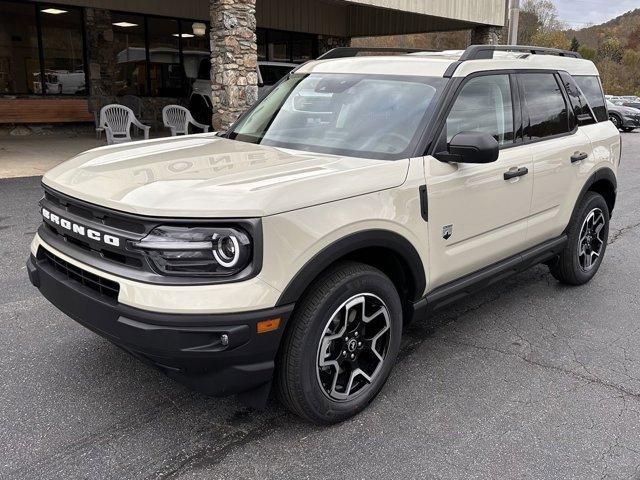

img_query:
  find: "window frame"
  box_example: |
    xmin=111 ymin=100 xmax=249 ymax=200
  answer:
xmin=430 ymin=70 xmax=524 ymax=156
xmin=516 ymin=69 xmax=578 ymax=145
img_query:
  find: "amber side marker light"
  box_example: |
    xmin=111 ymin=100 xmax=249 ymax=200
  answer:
xmin=257 ymin=318 xmax=281 ymax=334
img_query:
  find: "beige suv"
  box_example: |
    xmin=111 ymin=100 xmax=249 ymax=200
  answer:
xmin=27 ymin=45 xmax=620 ymax=424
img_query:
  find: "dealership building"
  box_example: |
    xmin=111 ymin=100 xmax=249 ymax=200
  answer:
xmin=0 ymin=0 xmax=506 ymax=130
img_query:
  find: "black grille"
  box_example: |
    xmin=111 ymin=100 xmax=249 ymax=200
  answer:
xmin=45 ymin=190 xmax=147 ymax=234
xmin=38 ymin=247 xmax=120 ymax=301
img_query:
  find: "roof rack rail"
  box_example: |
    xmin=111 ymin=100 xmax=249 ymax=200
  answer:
xmin=459 ymin=45 xmax=582 ymax=61
xmin=317 ymin=47 xmax=434 ymax=60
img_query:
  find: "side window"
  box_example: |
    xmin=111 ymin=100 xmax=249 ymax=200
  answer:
xmin=445 ymin=74 xmax=514 ymax=147
xmin=520 ymin=73 xmax=569 ymax=140
xmin=560 ymin=72 xmax=596 ymax=127
xmin=573 ymin=75 xmax=608 ymax=122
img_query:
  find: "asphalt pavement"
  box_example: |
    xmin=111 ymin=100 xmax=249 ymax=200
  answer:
xmin=2 ymin=134 xmax=640 ymax=479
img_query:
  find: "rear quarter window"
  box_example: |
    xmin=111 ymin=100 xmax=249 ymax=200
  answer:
xmin=573 ymin=75 xmax=608 ymax=123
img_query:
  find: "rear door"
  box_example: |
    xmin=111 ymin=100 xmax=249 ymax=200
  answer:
xmin=519 ymin=72 xmax=594 ymax=247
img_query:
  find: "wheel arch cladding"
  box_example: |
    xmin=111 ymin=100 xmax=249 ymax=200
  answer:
xmin=583 ymin=167 xmax=617 ymax=217
xmin=275 ymin=229 xmax=426 ymax=310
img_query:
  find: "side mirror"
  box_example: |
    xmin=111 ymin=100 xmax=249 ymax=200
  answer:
xmin=435 ymin=132 xmax=499 ymax=164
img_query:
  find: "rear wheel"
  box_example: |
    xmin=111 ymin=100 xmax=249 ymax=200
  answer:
xmin=276 ymin=262 xmax=402 ymax=424
xmin=550 ymin=192 xmax=609 ymax=285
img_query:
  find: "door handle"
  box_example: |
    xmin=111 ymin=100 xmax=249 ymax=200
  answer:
xmin=571 ymin=152 xmax=589 ymax=163
xmin=503 ymin=167 xmax=529 ymax=180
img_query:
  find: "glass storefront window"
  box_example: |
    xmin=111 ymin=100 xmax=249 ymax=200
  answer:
xmin=257 ymin=29 xmax=267 ymax=61
xmin=148 ymin=17 xmax=184 ymax=97
xmin=0 ymin=1 xmax=41 ymax=95
xmin=40 ymin=6 xmax=85 ymax=95
xmin=0 ymin=3 xmax=318 ymax=99
xmin=291 ymin=33 xmax=313 ymax=63
xmin=112 ymin=13 xmax=147 ymax=96
xmin=180 ymin=21 xmax=209 ymax=83
xmin=268 ymin=30 xmax=290 ymax=62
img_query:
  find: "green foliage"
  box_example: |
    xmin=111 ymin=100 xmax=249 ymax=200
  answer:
xmin=530 ymin=30 xmax=571 ymax=50
xmin=598 ymin=37 xmax=624 ymax=63
xmin=570 ymin=37 xmax=580 ymax=51
xmin=578 ymin=45 xmax=597 ymax=61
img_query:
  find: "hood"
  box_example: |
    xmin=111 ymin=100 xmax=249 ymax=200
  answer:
xmin=42 ymin=134 xmax=409 ymax=218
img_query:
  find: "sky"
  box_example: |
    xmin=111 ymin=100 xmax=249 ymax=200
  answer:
xmin=552 ymin=0 xmax=640 ymax=28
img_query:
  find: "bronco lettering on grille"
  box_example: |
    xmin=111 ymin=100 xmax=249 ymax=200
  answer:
xmin=42 ymin=208 xmax=121 ymax=247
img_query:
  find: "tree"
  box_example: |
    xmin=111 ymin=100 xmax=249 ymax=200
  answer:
xmin=570 ymin=37 xmax=580 ymax=52
xmin=627 ymin=25 xmax=640 ymax=49
xmin=518 ymin=10 xmax=542 ymax=45
xmin=598 ymin=36 xmax=623 ymax=63
xmin=521 ymin=0 xmax=564 ymax=33
xmin=530 ymin=30 xmax=571 ymax=50
xmin=578 ymin=45 xmax=597 ymax=60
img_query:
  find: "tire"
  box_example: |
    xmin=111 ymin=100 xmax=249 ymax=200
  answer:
xmin=622 ymin=127 xmax=635 ymax=133
xmin=609 ymin=114 xmax=622 ymax=130
xmin=276 ymin=261 xmax=402 ymax=425
xmin=189 ymin=96 xmax=212 ymax=128
xmin=549 ymin=191 xmax=610 ymax=285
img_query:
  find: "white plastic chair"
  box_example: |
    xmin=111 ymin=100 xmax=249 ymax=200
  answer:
xmin=99 ymin=104 xmax=150 ymax=145
xmin=162 ymin=105 xmax=210 ymax=136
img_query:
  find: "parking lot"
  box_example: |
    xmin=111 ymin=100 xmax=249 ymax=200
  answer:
xmin=2 ymin=133 xmax=640 ymax=480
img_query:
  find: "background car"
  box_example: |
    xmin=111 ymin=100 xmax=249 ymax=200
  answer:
xmin=607 ymin=100 xmax=640 ymax=132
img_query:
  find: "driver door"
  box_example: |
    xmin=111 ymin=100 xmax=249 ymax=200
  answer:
xmin=425 ymin=73 xmax=534 ymax=289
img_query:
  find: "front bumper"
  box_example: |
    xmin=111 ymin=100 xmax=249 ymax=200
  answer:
xmin=27 ymin=252 xmax=294 ymax=397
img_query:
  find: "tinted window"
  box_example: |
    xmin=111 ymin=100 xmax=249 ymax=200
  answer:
xmin=40 ymin=7 xmax=85 ymax=95
xmin=520 ymin=73 xmax=569 ymax=140
xmin=112 ymin=13 xmax=147 ymax=96
xmin=148 ymin=18 xmax=185 ymax=97
xmin=446 ymin=75 xmax=514 ymax=146
xmin=574 ymin=75 xmax=608 ymax=122
xmin=559 ymin=72 xmax=595 ymax=127
xmin=0 ymin=2 xmax=40 ymax=95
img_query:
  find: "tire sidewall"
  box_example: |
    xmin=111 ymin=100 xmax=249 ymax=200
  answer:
xmin=609 ymin=114 xmax=622 ymax=130
xmin=296 ymin=269 xmax=402 ymax=423
xmin=567 ymin=192 xmax=610 ymax=283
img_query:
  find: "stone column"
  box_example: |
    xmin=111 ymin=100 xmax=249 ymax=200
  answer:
xmin=470 ymin=26 xmax=503 ymax=45
xmin=210 ymin=0 xmax=258 ymax=131
xmin=84 ymin=8 xmax=115 ymax=111
xmin=317 ymin=35 xmax=352 ymax=56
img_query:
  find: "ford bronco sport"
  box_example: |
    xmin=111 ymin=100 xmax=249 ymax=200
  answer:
xmin=27 ymin=45 xmax=620 ymax=424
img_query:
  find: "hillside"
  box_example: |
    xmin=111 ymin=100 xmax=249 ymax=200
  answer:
xmin=567 ymin=8 xmax=640 ymax=50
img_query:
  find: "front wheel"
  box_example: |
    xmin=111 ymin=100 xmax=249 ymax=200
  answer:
xmin=276 ymin=262 xmax=402 ymax=424
xmin=609 ymin=114 xmax=622 ymax=130
xmin=622 ymin=127 xmax=635 ymax=133
xmin=549 ymin=191 xmax=610 ymax=285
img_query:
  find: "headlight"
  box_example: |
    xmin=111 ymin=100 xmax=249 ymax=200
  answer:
xmin=130 ymin=226 xmax=252 ymax=277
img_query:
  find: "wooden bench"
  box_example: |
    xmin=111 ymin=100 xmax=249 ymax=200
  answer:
xmin=0 ymin=98 xmax=94 ymax=124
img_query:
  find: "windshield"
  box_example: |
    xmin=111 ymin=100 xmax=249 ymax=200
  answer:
xmin=227 ymin=73 xmax=447 ymax=160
